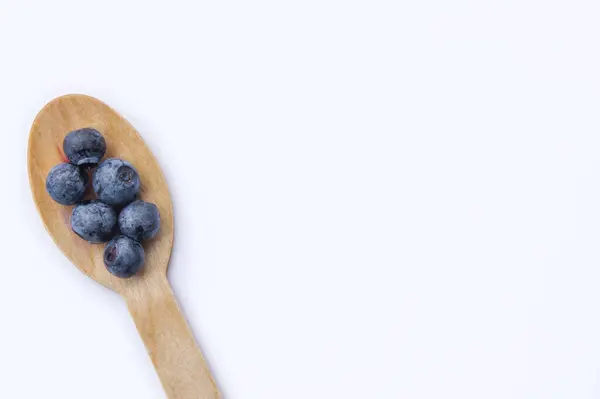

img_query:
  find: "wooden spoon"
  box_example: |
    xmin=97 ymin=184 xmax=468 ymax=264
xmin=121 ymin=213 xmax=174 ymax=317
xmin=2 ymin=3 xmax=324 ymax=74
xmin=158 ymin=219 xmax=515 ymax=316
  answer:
xmin=28 ymin=94 xmax=221 ymax=399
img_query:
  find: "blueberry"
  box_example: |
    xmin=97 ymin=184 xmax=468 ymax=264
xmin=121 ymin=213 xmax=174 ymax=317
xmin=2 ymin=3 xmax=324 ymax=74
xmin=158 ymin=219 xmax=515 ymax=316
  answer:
xmin=63 ymin=128 xmax=106 ymax=166
xmin=93 ymin=158 xmax=140 ymax=207
xmin=104 ymin=235 xmax=145 ymax=278
xmin=46 ymin=163 xmax=88 ymax=205
xmin=70 ymin=200 xmax=118 ymax=243
xmin=118 ymin=200 xmax=161 ymax=241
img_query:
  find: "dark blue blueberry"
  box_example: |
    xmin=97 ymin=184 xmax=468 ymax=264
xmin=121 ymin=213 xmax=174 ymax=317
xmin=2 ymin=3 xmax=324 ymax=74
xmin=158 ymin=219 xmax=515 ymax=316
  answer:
xmin=104 ymin=235 xmax=145 ymax=278
xmin=70 ymin=200 xmax=118 ymax=243
xmin=63 ymin=128 xmax=106 ymax=166
xmin=118 ymin=200 xmax=161 ymax=241
xmin=93 ymin=158 xmax=140 ymax=207
xmin=46 ymin=163 xmax=88 ymax=205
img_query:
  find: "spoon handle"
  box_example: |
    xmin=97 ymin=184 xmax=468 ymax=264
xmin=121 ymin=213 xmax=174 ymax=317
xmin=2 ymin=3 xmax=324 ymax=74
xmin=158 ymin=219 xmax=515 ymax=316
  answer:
xmin=124 ymin=277 xmax=221 ymax=399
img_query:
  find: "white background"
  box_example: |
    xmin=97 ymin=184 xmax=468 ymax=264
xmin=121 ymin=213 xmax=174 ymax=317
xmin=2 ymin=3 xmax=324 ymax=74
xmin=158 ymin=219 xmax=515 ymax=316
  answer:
xmin=1 ymin=0 xmax=599 ymax=398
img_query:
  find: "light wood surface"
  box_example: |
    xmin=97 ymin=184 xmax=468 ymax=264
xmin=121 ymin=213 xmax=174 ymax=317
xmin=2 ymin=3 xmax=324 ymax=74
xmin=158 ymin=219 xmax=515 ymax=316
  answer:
xmin=28 ymin=94 xmax=221 ymax=399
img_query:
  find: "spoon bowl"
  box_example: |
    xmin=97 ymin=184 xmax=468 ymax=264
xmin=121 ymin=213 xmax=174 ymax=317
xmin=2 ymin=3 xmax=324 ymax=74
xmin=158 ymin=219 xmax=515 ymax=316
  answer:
xmin=28 ymin=94 xmax=220 ymax=399
xmin=28 ymin=94 xmax=173 ymax=292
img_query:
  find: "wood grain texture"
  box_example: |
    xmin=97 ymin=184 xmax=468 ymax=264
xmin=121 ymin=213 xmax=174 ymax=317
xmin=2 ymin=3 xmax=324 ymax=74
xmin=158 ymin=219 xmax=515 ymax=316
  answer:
xmin=28 ymin=94 xmax=221 ymax=399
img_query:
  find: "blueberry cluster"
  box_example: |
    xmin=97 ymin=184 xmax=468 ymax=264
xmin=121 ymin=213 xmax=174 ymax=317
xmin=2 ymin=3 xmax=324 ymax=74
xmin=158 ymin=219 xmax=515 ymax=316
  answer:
xmin=45 ymin=128 xmax=161 ymax=278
